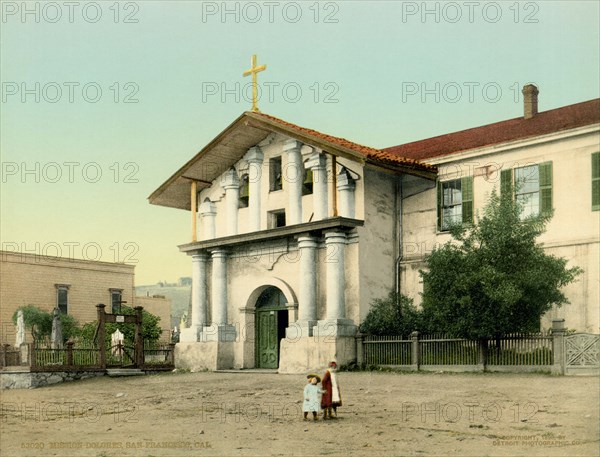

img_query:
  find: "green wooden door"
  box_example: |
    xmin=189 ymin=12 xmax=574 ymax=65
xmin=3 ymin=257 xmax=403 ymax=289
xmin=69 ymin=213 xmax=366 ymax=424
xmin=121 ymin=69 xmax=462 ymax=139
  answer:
xmin=256 ymin=309 xmax=278 ymax=368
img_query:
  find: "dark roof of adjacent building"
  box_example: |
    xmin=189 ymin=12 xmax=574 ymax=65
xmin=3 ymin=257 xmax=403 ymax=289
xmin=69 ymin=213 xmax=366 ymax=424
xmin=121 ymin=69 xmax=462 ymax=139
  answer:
xmin=384 ymin=98 xmax=600 ymax=161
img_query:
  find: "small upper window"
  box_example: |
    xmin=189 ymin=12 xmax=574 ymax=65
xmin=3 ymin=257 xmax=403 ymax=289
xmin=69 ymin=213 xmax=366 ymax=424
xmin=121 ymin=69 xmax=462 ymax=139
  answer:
xmin=239 ymin=174 xmax=250 ymax=208
xmin=268 ymin=210 xmax=286 ymax=229
xmin=56 ymin=285 xmax=69 ymax=315
xmin=110 ymin=289 xmax=123 ymax=314
xmin=269 ymin=157 xmax=283 ymax=192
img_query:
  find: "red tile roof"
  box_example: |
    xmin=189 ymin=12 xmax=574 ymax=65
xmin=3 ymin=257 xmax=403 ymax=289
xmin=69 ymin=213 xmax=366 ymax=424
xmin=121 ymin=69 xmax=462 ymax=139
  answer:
xmin=250 ymin=112 xmax=437 ymax=172
xmin=384 ymin=99 xmax=600 ymax=161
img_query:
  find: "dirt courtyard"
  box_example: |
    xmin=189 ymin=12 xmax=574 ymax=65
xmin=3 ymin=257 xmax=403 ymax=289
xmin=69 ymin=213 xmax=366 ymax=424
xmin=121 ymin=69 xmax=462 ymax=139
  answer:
xmin=0 ymin=370 xmax=598 ymax=457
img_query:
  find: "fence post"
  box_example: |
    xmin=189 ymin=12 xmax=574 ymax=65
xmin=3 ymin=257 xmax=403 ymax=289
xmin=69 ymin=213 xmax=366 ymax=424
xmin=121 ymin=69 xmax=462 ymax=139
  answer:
xmin=169 ymin=343 xmax=176 ymax=366
xmin=356 ymin=333 xmax=364 ymax=367
xmin=411 ymin=331 xmax=420 ymax=371
xmin=134 ymin=306 xmax=144 ymax=368
xmin=66 ymin=341 xmax=74 ymax=366
xmin=478 ymin=339 xmax=488 ymax=372
xmin=97 ymin=304 xmax=106 ymax=369
xmin=30 ymin=343 xmax=37 ymax=369
xmin=551 ymin=318 xmax=566 ymax=375
xmin=1 ymin=344 xmax=8 ymax=367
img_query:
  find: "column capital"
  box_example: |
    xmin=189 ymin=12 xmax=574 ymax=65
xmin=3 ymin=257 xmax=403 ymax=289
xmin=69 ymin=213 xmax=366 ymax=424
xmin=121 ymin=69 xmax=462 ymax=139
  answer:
xmin=305 ymin=151 xmax=327 ymax=170
xmin=283 ymin=138 xmax=302 ymax=153
xmin=244 ymin=146 xmax=264 ymax=164
xmin=337 ymin=169 xmax=356 ymax=191
xmin=199 ymin=199 xmax=216 ymax=216
xmin=297 ymin=233 xmax=318 ymax=249
xmin=324 ymin=230 xmax=347 ymax=244
xmin=191 ymin=252 xmax=209 ymax=261
xmin=210 ymin=248 xmax=228 ymax=258
xmin=222 ymin=169 xmax=240 ymax=190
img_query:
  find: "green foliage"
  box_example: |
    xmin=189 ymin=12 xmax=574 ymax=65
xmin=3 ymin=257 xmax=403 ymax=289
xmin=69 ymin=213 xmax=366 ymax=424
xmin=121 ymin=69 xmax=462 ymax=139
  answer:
xmin=12 ymin=305 xmax=80 ymax=343
xmin=80 ymin=306 xmax=163 ymax=347
xmin=360 ymin=291 xmax=425 ymax=336
xmin=419 ymin=188 xmax=582 ymax=339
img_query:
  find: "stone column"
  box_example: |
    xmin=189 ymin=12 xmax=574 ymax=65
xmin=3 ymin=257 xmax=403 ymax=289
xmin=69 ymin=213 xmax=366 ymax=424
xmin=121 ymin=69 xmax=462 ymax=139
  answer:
xmin=314 ymin=230 xmax=356 ymax=337
xmin=337 ymin=168 xmax=356 ymax=218
xmin=211 ymin=249 xmax=228 ymax=325
xmin=552 ymin=318 xmax=566 ymax=375
xmin=204 ymin=248 xmax=236 ymax=342
xmin=244 ymin=146 xmax=263 ymax=232
xmin=325 ymin=230 xmax=346 ymax=320
xmin=199 ymin=199 xmax=217 ymax=240
xmin=223 ymin=169 xmax=240 ymax=236
xmin=283 ymin=139 xmax=303 ymax=225
xmin=286 ymin=234 xmax=318 ymax=339
xmin=179 ymin=252 xmax=208 ymax=343
xmin=305 ymin=151 xmax=328 ymax=220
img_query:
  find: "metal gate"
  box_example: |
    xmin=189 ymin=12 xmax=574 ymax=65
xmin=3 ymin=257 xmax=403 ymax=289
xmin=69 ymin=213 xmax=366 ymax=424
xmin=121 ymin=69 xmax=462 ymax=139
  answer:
xmin=565 ymin=333 xmax=600 ymax=376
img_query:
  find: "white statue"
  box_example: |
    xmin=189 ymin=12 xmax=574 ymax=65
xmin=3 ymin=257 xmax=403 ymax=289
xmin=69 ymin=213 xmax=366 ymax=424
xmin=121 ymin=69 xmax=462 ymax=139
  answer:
xmin=15 ymin=309 xmax=25 ymax=347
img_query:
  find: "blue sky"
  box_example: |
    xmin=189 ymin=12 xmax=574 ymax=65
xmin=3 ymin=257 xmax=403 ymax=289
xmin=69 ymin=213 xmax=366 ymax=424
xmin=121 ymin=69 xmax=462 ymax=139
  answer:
xmin=1 ymin=1 xmax=599 ymax=284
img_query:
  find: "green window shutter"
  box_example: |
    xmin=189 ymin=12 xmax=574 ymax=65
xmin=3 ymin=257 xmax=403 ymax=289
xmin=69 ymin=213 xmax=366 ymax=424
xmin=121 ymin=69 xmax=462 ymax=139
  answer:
xmin=500 ymin=168 xmax=513 ymax=196
xmin=437 ymin=181 xmax=442 ymax=231
xmin=539 ymin=161 xmax=553 ymax=216
xmin=461 ymin=176 xmax=473 ymax=224
xmin=592 ymin=152 xmax=600 ymax=211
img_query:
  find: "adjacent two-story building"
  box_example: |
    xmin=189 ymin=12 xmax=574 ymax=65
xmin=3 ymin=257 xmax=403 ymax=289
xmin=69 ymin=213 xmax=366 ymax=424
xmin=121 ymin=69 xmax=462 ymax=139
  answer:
xmin=149 ymin=85 xmax=599 ymax=372
xmin=392 ymin=87 xmax=599 ymax=334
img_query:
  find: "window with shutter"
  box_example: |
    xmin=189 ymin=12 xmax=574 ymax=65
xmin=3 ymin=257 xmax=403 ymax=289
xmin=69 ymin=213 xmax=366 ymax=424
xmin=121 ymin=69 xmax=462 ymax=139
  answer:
xmin=592 ymin=152 xmax=600 ymax=211
xmin=503 ymin=162 xmax=553 ymax=218
xmin=437 ymin=177 xmax=473 ymax=231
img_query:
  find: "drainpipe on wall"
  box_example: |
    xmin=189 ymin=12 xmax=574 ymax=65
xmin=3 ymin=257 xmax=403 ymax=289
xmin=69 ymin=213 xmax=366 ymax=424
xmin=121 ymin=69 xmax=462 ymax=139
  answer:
xmin=395 ymin=175 xmax=404 ymax=313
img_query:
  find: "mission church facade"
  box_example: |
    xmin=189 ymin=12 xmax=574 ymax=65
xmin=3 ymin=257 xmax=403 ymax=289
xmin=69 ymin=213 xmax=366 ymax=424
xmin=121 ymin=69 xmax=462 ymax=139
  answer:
xmin=149 ymin=86 xmax=599 ymax=372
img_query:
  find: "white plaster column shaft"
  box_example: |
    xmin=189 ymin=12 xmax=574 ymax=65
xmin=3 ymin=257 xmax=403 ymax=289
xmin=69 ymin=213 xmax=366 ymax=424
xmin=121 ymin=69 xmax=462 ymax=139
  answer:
xmin=306 ymin=152 xmax=328 ymax=220
xmin=199 ymin=199 xmax=217 ymax=240
xmin=191 ymin=252 xmax=209 ymax=329
xmin=244 ymin=146 xmax=264 ymax=232
xmin=337 ymin=169 xmax=356 ymax=219
xmin=325 ymin=231 xmax=347 ymax=320
xmin=283 ymin=139 xmax=303 ymax=225
xmin=298 ymin=235 xmax=318 ymax=322
xmin=211 ymin=249 xmax=228 ymax=326
xmin=223 ymin=169 xmax=240 ymax=236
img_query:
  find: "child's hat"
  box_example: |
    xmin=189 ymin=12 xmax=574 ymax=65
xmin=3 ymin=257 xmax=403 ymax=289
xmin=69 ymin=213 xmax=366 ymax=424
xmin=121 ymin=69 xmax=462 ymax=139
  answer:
xmin=307 ymin=373 xmax=321 ymax=382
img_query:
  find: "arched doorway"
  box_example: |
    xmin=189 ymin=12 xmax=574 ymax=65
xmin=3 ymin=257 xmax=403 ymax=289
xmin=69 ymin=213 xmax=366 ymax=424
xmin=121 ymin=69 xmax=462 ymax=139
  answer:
xmin=255 ymin=286 xmax=289 ymax=368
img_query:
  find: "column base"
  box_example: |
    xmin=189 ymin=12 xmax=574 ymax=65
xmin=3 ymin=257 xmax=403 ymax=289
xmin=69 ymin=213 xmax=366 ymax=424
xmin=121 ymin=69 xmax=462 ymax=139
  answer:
xmin=200 ymin=324 xmax=237 ymax=342
xmin=175 ymin=341 xmax=234 ymax=371
xmin=313 ymin=319 xmax=357 ymax=338
xmin=285 ymin=320 xmax=317 ymax=339
xmin=179 ymin=326 xmax=203 ymax=343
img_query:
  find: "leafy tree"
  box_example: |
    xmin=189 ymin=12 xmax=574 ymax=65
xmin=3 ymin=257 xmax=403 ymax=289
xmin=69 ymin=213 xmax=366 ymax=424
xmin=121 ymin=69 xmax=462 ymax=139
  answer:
xmin=80 ymin=306 xmax=163 ymax=347
xmin=359 ymin=291 xmax=425 ymax=336
xmin=12 ymin=305 xmax=80 ymax=343
xmin=419 ymin=188 xmax=582 ymax=340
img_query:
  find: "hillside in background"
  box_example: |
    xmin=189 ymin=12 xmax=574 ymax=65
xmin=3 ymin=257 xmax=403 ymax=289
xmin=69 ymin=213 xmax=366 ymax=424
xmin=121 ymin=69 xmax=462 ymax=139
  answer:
xmin=136 ymin=278 xmax=191 ymax=328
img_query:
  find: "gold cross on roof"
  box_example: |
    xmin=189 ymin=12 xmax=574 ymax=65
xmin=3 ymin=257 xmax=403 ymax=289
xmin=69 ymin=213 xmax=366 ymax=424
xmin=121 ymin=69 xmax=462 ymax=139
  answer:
xmin=243 ymin=54 xmax=267 ymax=112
